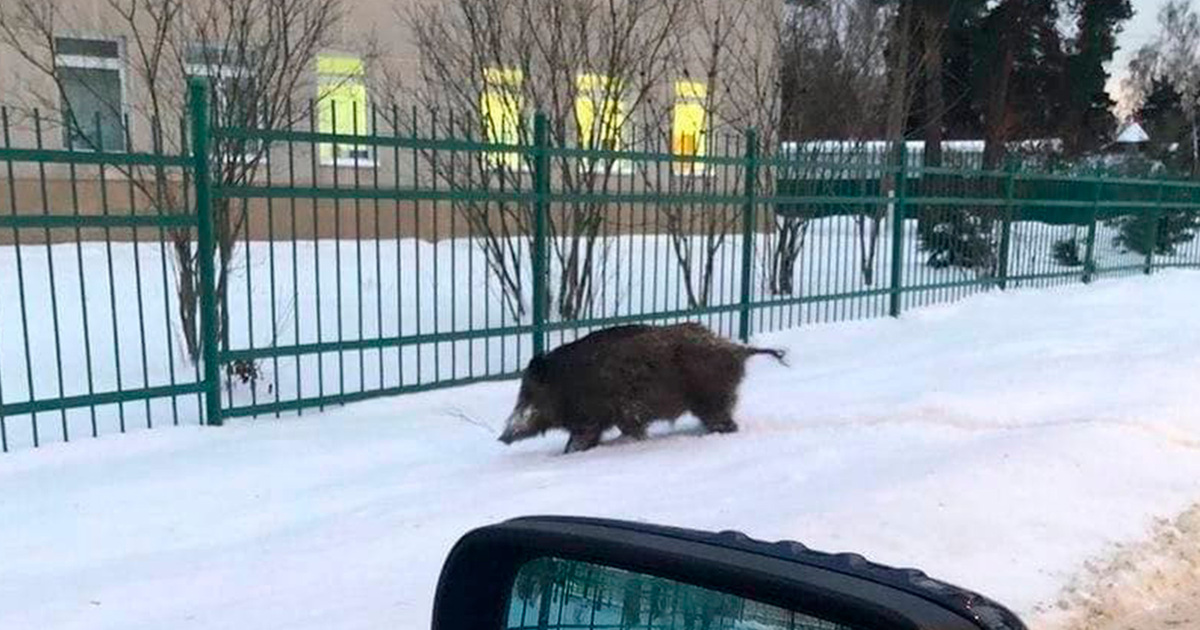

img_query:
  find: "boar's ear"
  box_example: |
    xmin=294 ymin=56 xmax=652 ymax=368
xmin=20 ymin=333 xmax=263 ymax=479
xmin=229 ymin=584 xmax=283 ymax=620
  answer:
xmin=525 ymin=354 xmax=549 ymax=382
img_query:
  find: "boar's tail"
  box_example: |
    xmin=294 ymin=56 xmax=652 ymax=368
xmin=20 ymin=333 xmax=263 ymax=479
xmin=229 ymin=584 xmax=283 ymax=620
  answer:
xmin=746 ymin=347 xmax=788 ymax=366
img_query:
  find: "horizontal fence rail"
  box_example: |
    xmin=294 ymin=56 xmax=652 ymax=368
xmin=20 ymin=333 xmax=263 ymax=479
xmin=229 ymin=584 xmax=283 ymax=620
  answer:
xmin=2 ymin=80 xmax=1199 ymax=452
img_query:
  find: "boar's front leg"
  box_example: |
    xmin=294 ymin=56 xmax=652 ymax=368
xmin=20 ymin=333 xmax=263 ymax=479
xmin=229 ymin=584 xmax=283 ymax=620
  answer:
xmin=616 ymin=417 xmax=647 ymax=440
xmin=564 ymin=427 xmax=603 ymax=454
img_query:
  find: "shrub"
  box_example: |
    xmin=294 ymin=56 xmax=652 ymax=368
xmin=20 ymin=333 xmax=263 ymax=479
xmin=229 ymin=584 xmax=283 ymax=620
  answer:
xmin=1052 ymin=238 xmax=1084 ymax=267
xmin=1109 ymin=211 xmax=1200 ymax=256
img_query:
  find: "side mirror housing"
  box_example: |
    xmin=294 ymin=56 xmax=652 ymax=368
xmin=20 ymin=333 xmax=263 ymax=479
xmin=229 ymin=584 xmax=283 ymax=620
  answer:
xmin=432 ymin=516 xmax=1026 ymax=630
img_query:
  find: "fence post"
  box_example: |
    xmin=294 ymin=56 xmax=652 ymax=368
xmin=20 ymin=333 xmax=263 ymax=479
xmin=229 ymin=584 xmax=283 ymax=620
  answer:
xmin=997 ymin=162 xmax=1015 ymax=290
xmin=1146 ymin=179 xmax=1163 ymax=275
xmin=738 ymin=128 xmax=759 ymax=342
xmin=531 ymin=112 xmax=549 ymax=356
xmin=1083 ymin=177 xmax=1100 ymax=284
xmin=189 ymin=78 xmax=222 ymax=427
xmin=888 ymin=141 xmax=907 ymax=317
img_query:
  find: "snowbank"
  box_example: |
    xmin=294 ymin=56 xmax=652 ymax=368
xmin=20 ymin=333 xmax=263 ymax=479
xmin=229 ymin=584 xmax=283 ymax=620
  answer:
xmin=2 ymin=271 xmax=1199 ymax=630
xmin=1041 ymin=502 xmax=1200 ymax=629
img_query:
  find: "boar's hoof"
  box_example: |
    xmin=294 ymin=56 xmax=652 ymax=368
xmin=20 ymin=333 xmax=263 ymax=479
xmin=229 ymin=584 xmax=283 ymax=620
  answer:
xmin=618 ymin=423 xmax=648 ymax=441
xmin=564 ymin=431 xmax=602 ymax=454
xmin=706 ymin=421 xmax=739 ymax=434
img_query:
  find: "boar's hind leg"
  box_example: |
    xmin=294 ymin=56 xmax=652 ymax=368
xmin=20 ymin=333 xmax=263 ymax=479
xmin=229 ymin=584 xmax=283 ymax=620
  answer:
xmin=691 ymin=392 xmax=739 ymax=434
xmin=616 ymin=418 xmax=648 ymax=440
xmin=698 ymin=414 xmax=738 ymax=434
xmin=564 ymin=428 xmax=603 ymax=454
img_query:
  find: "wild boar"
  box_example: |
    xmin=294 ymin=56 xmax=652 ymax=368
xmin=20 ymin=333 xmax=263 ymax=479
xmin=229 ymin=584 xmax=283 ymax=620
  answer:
xmin=497 ymin=322 xmax=786 ymax=453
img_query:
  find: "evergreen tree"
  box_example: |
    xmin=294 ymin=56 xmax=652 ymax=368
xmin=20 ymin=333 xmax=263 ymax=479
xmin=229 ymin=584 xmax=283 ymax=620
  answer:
xmin=1107 ymin=75 xmax=1200 ymax=258
xmin=1060 ymin=0 xmax=1133 ymax=155
xmin=1110 ymin=210 xmax=1200 ymax=257
xmin=913 ymin=0 xmax=989 ymax=158
xmin=917 ymin=0 xmax=1056 ymax=273
xmin=941 ymin=4 xmax=987 ymax=140
xmin=1139 ymin=77 xmax=1194 ymax=174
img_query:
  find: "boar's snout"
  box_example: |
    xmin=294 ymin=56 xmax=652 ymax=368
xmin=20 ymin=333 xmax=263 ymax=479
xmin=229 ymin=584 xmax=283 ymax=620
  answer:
xmin=498 ymin=404 xmax=535 ymax=445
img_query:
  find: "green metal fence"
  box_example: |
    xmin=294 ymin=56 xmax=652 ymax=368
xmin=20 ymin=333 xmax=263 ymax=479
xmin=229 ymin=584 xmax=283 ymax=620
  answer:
xmin=0 ymin=101 xmax=207 ymax=453
xmin=506 ymin=556 xmax=843 ymax=630
xmin=2 ymin=80 xmax=1199 ymax=452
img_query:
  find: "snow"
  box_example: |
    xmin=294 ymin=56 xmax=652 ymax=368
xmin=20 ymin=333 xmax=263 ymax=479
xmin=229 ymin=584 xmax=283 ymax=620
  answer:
xmin=2 ymin=271 xmax=1200 ymax=630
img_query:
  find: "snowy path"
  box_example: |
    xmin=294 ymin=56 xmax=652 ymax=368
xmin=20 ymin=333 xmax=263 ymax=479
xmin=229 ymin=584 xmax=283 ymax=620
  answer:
xmin=2 ymin=272 xmax=1200 ymax=630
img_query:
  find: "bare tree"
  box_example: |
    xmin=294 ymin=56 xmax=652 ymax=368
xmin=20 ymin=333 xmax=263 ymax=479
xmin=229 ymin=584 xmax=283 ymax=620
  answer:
xmin=406 ymin=0 xmax=695 ymax=322
xmin=780 ymin=0 xmax=891 ymax=141
xmin=863 ymin=0 xmax=918 ymax=287
xmin=0 ymin=0 xmax=348 ymax=361
xmin=662 ymin=0 xmax=783 ymax=308
xmin=772 ymin=0 xmax=893 ymax=294
xmin=1126 ymin=0 xmax=1200 ymax=175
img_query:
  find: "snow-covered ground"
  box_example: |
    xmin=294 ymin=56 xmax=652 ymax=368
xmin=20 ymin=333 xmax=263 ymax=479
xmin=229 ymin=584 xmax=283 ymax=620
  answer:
xmin=2 ymin=271 xmax=1199 ymax=630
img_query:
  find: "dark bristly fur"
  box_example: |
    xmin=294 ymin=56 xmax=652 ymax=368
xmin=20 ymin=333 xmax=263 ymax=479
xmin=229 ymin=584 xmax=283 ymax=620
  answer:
xmin=498 ymin=323 xmax=787 ymax=454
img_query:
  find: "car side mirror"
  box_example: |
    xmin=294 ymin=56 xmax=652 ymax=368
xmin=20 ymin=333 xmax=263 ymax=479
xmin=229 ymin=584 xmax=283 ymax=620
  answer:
xmin=432 ymin=516 xmax=1026 ymax=630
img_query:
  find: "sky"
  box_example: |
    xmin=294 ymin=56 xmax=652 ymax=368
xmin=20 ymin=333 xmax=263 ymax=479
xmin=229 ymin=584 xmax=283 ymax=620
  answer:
xmin=1109 ymin=0 xmax=1172 ymax=115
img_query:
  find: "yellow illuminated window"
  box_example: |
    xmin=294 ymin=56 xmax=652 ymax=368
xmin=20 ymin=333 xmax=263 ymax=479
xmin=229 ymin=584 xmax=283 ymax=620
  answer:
xmin=672 ymin=80 xmax=707 ymax=175
xmin=575 ymin=73 xmax=627 ymax=152
xmin=481 ymin=67 xmax=525 ymax=169
xmin=317 ymin=55 xmax=371 ymax=165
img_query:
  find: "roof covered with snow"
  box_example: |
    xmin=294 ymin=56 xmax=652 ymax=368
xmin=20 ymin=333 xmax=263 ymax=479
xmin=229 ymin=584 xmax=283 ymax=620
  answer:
xmin=1115 ymin=121 xmax=1150 ymax=144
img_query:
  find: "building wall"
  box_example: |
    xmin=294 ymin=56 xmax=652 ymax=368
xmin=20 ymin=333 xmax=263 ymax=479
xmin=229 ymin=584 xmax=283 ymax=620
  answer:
xmin=0 ymin=167 xmax=756 ymax=245
xmin=0 ymin=0 xmax=427 ymax=152
xmin=0 ymin=0 xmax=777 ymax=242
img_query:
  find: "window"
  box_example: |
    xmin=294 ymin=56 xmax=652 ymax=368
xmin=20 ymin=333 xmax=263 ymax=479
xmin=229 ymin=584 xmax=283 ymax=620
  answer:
xmin=575 ymin=73 xmax=627 ymax=152
xmin=316 ymin=55 xmax=372 ymax=167
xmin=480 ymin=67 xmax=525 ymax=170
xmin=185 ymin=43 xmax=263 ymax=158
xmin=55 ymin=36 xmax=126 ymax=152
xmin=672 ymin=80 xmax=708 ymax=175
